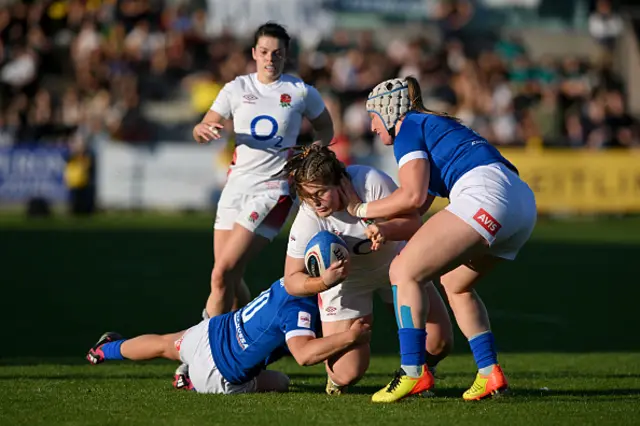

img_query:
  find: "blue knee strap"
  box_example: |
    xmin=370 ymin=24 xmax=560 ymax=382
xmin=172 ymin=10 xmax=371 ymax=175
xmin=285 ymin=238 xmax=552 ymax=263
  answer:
xmin=392 ymin=285 xmax=415 ymax=329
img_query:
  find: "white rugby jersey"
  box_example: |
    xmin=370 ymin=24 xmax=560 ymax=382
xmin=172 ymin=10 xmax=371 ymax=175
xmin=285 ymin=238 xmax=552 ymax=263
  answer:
xmin=211 ymin=73 xmax=326 ymax=193
xmin=287 ymin=165 xmax=404 ymax=288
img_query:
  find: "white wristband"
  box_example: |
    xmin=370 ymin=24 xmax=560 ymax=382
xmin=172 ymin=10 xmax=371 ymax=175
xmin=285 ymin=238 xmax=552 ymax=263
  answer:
xmin=355 ymin=202 xmax=369 ymax=218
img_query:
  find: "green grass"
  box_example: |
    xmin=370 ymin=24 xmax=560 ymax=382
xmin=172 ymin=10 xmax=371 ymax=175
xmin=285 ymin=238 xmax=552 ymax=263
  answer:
xmin=1 ymin=354 xmax=639 ymax=426
xmin=1 ymin=213 xmax=639 ymax=425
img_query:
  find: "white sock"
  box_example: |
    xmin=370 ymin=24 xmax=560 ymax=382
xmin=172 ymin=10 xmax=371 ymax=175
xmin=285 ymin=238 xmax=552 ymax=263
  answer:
xmin=401 ymin=365 xmax=424 ymax=378
xmin=479 ymin=365 xmax=495 ymax=375
xmin=328 ymin=376 xmax=345 ymax=388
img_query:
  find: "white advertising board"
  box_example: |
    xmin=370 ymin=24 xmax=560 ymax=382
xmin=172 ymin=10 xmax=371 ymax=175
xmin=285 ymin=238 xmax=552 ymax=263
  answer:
xmin=97 ymin=141 xmax=229 ymax=210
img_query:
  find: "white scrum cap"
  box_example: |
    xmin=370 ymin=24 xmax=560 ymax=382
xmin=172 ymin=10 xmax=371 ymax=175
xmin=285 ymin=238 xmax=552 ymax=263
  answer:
xmin=366 ymin=78 xmax=411 ymax=131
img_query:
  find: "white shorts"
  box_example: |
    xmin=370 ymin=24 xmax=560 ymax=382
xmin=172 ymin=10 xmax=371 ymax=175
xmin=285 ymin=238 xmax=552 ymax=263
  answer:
xmin=318 ymin=264 xmax=395 ymax=322
xmin=445 ymin=162 xmax=537 ymax=260
xmin=214 ymin=186 xmax=295 ymax=241
xmin=176 ymin=319 xmax=257 ymax=394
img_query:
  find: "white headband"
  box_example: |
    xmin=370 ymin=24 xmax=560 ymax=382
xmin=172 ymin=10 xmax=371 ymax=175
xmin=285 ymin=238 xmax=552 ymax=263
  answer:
xmin=366 ymin=78 xmax=411 ymax=131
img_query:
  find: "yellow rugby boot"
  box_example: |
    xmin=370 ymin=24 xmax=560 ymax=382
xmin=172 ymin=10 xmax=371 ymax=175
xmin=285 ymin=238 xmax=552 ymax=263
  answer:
xmin=371 ymin=366 xmax=434 ymax=403
xmin=463 ymin=364 xmax=509 ymax=401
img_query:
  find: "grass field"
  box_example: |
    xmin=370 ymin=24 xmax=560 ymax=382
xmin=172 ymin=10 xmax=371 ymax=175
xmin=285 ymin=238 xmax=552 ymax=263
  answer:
xmin=1 ymin=213 xmax=639 ymax=425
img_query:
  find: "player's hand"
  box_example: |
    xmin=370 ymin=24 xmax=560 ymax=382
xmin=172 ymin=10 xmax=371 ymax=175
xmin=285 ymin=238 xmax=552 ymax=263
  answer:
xmin=193 ymin=122 xmax=223 ymax=144
xmin=349 ymin=318 xmax=372 ymax=345
xmin=365 ymin=223 xmax=386 ymax=251
xmin=320 ymin=259 xmax=350 ymax=289
xmin=338 ymin=176 xmax=362 ymax=217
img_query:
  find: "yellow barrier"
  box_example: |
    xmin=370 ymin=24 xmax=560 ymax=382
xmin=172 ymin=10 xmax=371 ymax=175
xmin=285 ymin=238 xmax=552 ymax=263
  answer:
xmin=428 ymin=149 xmax=640 ymax=214
xmin=501 ymin=149 xmax=640 ymax=214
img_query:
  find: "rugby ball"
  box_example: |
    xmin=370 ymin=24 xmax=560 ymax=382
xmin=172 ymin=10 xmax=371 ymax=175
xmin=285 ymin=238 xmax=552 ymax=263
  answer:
xmin=304 ymin=231 xmax=350 ymax=278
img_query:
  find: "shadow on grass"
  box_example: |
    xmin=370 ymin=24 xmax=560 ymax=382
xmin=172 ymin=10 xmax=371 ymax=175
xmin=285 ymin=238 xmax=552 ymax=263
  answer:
xmin=3 ymin=370 xmax=639 ymax=401
xmin=0 ymin=374 xmax=169 ymax=381
xmin=0 ymin=358 xmax=176 ymax=367
xmin=291 ymin=383 xmax=640 ymax=400
xmin=286 ymin=371 xmax=640 ymax=381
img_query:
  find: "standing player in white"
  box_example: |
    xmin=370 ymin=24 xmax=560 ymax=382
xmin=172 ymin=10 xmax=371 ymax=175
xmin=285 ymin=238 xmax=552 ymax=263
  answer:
xmin=192 ymin=23 xmax=334 ymax=318
xmin=279 ymin=145 xmax=454 ymax=395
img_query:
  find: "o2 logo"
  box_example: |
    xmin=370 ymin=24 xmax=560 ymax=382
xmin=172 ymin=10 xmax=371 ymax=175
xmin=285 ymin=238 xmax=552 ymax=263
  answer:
xmin=251 ymin=115 xmax=283 ymax=147
xmin=353 ymin=239 xmax=373 ymax=255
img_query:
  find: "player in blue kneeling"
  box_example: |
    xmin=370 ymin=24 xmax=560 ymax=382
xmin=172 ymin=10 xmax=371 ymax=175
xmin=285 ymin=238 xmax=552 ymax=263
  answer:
xmin=86 ymin=278 xmax=371 ymax=394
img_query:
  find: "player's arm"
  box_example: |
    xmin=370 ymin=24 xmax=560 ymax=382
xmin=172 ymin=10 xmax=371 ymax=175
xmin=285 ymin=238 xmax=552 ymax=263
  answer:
xmin=341 ymin=122 xmax=431 ymax=219
xmin=350 ymin=159 xmax=429 ymax=219
xmin=284 ymin=255 xmax=347 ymax=297
xmin=309 ymin=108 xmax=334 ymax=147
xmin=193 ymin=109 xmax=227 ymax=143
xmin=193 ymin=82 xmax=234 ymax=143
xmin=286 ymin=319 xmax=371 ymax=366
xmin=346 ymin=167 xmax=422 ymax=247
xmin=304 ymin=85 xmax=334 ymax=147
xmin=372 ymin=212 xmax=422 ymax=242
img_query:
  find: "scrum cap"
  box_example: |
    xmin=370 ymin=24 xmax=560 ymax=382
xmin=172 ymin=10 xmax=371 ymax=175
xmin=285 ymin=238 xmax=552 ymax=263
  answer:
xmin=365 ymin=78 xmax=410 ymax=131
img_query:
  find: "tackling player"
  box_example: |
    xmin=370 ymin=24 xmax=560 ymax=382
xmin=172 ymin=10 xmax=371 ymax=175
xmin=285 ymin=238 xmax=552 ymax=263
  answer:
xmin=339 ymin=77 xmax=537 ymax=402
xmin=278 ymin=145 xmax=454 ymax=395
xmin=192 ymin=22 xmax=335 ymax=319
xmin=86 ymin=278 xmax=370 ymax=394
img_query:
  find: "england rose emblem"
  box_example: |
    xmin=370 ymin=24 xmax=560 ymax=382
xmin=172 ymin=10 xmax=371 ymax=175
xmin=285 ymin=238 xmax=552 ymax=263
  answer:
xmin=280 ymin=93 xmax=291 ymax=108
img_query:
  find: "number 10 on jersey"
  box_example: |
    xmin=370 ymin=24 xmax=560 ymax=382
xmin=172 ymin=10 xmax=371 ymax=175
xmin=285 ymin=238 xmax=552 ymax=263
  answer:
xmin=241 ymin=290 xmax=270 ymax=322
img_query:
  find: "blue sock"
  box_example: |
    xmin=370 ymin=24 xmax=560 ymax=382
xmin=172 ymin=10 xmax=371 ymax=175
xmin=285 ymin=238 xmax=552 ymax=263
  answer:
xmin=101 ymin=340 xmax=126 ymax=360
xmin=469 ymin=331 xmax=497 ymax=374
xmin=393 ymin=285 xmax=426 ymax=377
xmin=399 ymin=328 xmax=426 ymax=376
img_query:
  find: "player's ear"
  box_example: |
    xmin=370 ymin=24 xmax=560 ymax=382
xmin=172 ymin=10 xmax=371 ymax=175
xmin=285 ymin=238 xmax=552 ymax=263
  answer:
xmin=251 ymin=47 xmax=257 ymax=61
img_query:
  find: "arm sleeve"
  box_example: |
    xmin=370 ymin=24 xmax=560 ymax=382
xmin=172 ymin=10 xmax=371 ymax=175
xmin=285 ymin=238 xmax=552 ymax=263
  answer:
xmin=363 ymin=168 xmax=399 ymax=202
xmin=281 ymin=300 xmax=318 ymax=341
xmin=393 ymin=118 xmax=430 ymax=169
xmin=210 ymin=81 xmax=234 ymax=119
xmin=287 ymin=207 xmax=323 ymax=258
xmin=303 ymin=84 xmax=326 ymax=121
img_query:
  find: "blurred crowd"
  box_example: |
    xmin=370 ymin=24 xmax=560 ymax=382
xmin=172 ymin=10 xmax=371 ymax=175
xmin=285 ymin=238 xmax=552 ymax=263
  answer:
xmin=1 ymin=0 xmax=638 ymax=156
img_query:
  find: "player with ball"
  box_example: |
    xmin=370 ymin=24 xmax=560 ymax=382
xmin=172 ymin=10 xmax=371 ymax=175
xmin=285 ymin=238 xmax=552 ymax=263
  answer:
xmin=280 ymin=144 xmax=454 ymax=396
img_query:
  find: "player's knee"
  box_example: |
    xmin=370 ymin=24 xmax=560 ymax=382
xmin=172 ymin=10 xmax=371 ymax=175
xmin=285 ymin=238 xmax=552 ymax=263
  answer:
xmin=426 ymin=334 xmax=453 ymax=359
xmin=329 ymin=367 xmax=365 ymax=387
xmin=257 ymin=370 xmax=290 ymax=393
xmin=389 ymin=256 xmax=419 ymax=286
xmin=328 ymin=359 xmax=368 ymax=386
xmin=160 ymin=335 xmax=181 ymax=360
xmin=271 ymin=371 xmax=290 ymax=392
xmin=389 ymin=257 xmax=407 ymax=285
xmin=440 ymin=275 xmax=472 ymax=296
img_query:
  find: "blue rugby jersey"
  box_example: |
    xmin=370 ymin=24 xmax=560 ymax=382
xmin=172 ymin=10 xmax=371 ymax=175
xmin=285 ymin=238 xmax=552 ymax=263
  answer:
xmin=208 ymin=278 xmax=318 ymax=384
xmin=393 ymin=112 xmax=517 ymax=198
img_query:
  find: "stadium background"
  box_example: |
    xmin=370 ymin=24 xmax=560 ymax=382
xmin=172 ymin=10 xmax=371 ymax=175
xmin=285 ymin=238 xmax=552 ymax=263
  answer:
xmin=1 ymin=1 xmax=639 ymax=424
